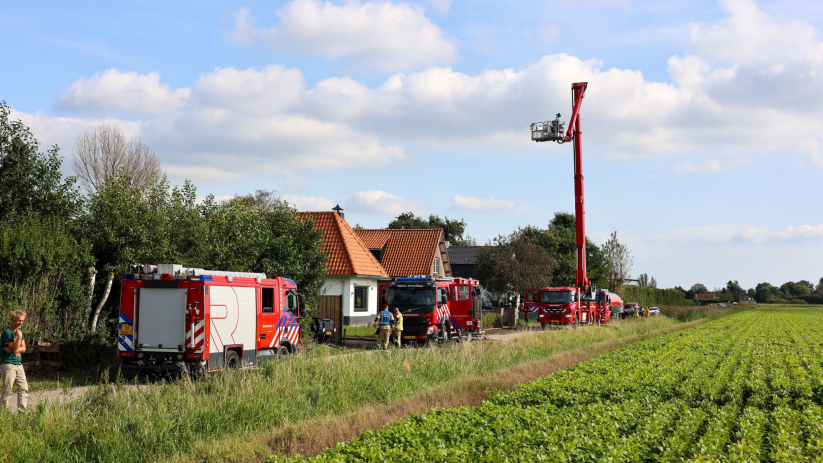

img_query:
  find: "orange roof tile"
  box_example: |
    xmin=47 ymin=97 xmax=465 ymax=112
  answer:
xmin=300 ymin=212 xmax=389 ymax=278
xmin=354 ymin=228 xmax=443 ymax=277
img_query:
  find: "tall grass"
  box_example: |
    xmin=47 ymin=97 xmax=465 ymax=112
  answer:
xmin=3 ymin=317 xmax=688 ymax=462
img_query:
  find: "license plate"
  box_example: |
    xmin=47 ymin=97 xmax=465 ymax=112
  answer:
xmin=119 ymin=324 xmax=133 ymax=336
xmin=404 ymin=336 xmax=416 ymax=340
xmin=326 ymin=331 xmax=332 ymax=335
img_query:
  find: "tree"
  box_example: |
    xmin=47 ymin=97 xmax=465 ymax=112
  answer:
xmin=601 ymin=231 xmax=633 ymax=293
xmin=388 ymin=212 xmax=469 ymax=245
xmin=0 ymin=216 xmax=93 ymax=341
xmin=0 ymin=101 xmax=81 ymax=223
xmin=690 ymin=283 xmax=708 ymax=294
xmin=755 ymin=282 xmax=778 ymax=303
xmin=221 ymin=189 xmax=283 ymax=210
xmin=638 ymin=273 xmax=655 ymax=287
xmin=780 ymin=281 xmax=811 ymax=298
xmin=82 ymin=171 xmax=180 ymax=332
xmin=72 ymin=124 xmax=162 ymax=193
xmin=200 ymin=195 xmax=327 ymax=311
xmin=529 ymin=212 xmax=609 ymax=289
xmin=476 ymin=229 xmax=555 ymax=303
xmin=816 ymin=278 xmax=823 ymax=296
xmin=726 ymin=280 xmax=744 ymax=301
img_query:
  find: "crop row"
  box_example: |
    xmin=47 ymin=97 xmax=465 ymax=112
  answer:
xmin=277 ymin=307 xmax=823 ymax=462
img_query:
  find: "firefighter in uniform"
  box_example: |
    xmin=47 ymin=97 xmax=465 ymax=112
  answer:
xmin=374 ymin=307 xmax=394 ymax=350
xmin=391 ymin=307 xmax=403 ymax=348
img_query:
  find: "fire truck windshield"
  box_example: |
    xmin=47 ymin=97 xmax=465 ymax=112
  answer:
xmin=388 ymin=287 xmax=436 ymax=306
xmin=541 ymin=290 xmax=573 ymax=304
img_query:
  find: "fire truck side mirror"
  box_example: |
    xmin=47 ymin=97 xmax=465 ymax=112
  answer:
xmin=298 ymin=292 xmax=306 ymax=318
xmin=440 ymin=293 xmax=448 ymax=304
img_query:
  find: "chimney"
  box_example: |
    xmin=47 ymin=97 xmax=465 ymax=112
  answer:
xmin=332 ymin=204 xmax=344 ymax=218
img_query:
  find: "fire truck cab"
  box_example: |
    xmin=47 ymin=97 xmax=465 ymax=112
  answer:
xmin=117 ymin=264 xmax=303 ymax=377
xmin=385 ymin=276 xmax=482 ymax=344
xmin=532 ymin=286 xmax=587 ymax=329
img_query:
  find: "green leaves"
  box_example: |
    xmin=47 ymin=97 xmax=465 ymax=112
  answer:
xmin=285 ymin=307 xmax=823 ymax=462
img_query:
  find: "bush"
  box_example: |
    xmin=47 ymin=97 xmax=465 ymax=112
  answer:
xmin=482 ymin=312 xmax=502 ymax=329
xmin=620 ymin=286 xmax=690 ymax=307
xmin=789 ymin=298 xmax=808 ymax=304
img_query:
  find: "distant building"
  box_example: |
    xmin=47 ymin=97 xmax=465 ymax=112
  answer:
xmin=300 ymin=211 xmax=389 ymax=326
xmin=355 ymin=228 xmax=451 ymax=278
xmin=448 ymin=245 xmax=481 ymax=280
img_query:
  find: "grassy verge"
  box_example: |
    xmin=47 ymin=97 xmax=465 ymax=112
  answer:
xmin=341 ymin=325 xmax=378 ymax=338
xmin=1 ymin=316 xmax=720 ymax=462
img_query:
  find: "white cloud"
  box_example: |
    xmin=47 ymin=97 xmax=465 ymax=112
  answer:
xmin=9 ymin=108 xmax=143 ymax=156
xmin=651 ymin=222 xmax=823 ymax=246
xmin=225 ymin=1 xmax=457 ymax=71
xmin=164 ymin=165 xmax=244 ymax=181
xmin=426 ymin=0 xmax=452 ymax=15
xmin=690 ymin=0 xmax=823 ymax=68
xmin=799 ymin=139 xmax=823 ymax=168
xmin=281 ymin=195 xmax=335 ymax=211
xmin=194 ymin=65 xmax=304 ymax=114
xmin=19 ymin=0 xmax=823 ymax=190
xmin=55 ymin=69 xmax=189 ymax=114
xmin=347 ymin=190 xmax=424 ymax=216
xmin=453 ymin=194 xmax=516 ymax=212
xmin=734 ymin=224 xmax=823 ymax=243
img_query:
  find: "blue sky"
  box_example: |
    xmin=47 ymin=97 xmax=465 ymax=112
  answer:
xmin=2 ymin=0 xmax=822 ymax=291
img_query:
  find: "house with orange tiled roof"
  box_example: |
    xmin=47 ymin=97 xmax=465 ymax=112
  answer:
xmin=354 ymin=228 xmax=452 ymax=278
xmin=300 ymin=211 xmax=389 ymax=326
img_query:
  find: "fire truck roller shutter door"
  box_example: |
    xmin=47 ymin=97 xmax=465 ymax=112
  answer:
xmin=137 ymin=288 xmax=187 ymax=350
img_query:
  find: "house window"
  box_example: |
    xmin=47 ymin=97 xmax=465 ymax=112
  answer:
xmin=354 ymin=287 xmax=369 ymax=312
xmin=433 ymin=257 xmax=440 ymax=274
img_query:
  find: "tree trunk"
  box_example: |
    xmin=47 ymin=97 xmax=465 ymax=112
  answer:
xmin=90 ymin=271 xmax=114 ymax=332
xmin=87 ymin=267 xmax=98 ymax=309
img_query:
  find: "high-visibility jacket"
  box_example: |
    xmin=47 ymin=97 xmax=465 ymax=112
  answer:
xmin=392 ymin=313 xmax=403 ymax=331
xmin=376 ymin=310 xmax=393 ymax=327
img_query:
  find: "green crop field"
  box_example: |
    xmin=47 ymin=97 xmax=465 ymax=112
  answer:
xmin=277 ymin=306 xmax=823 ymax=462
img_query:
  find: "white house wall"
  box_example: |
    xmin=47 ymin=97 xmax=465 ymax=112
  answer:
xmin=322 ymin=276 xmax=380 ymax=325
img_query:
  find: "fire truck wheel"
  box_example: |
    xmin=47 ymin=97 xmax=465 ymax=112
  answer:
xmin=277 ymin=345 xmax=290 ymax=359
xmin=226 ymin=350 xmax=241 ymax=369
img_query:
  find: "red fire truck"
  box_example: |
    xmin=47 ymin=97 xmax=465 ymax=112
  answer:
xmin=526 ymin=287 xmax=592 ymax=329
xmin=384 ymin=276 xmax=482 ymax=344
xmin=595 ymin=290 xmax=623 ymax=324
xmin=117 ymin=264 xmax=303 ymax=377
xmin=447 ymin=277 xmax=483 ymax=338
